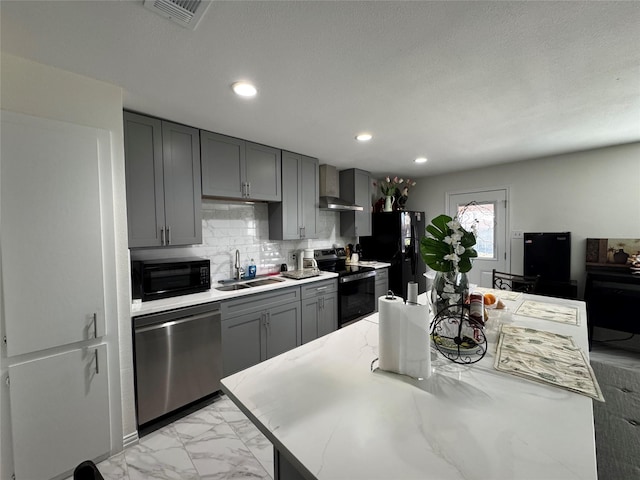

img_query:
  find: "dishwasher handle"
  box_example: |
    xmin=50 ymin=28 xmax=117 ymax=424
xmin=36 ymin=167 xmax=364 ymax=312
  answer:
xmin=135 ymin=311 xmax=218 ymax=334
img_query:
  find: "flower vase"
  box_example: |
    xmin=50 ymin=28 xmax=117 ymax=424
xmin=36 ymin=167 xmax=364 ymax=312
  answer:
xmin=431 ymin=271 xmax=469 ymax=316
xmin=383 ymin=195 xmax=395 ymax=212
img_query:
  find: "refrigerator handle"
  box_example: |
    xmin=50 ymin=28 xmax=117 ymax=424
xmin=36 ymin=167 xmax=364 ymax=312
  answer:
xmin=410 ymin=224 xmax=418 ymax=275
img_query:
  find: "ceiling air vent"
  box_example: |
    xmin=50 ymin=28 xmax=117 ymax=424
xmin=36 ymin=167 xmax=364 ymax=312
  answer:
xmin=143 ymin=0 xmax=211 ymax=30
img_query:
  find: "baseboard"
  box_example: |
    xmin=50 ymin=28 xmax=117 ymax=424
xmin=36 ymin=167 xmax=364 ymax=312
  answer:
xmin=123 ymin=430 xmax=139 ymax=449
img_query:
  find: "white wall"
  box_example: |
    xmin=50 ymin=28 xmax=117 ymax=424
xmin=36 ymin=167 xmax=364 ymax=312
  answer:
xmin=407 ymin=142 xmax=640 ymax=297
xmin=0 ymin=53 xmax=134 ymax=479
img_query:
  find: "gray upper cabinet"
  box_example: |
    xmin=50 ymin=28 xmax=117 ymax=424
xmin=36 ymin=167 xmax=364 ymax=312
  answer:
xmin=268 ymin=151 xmax=318 ymax=240
xmin=124 ymin=111 xmax=202 ymax=248
xmin=200 ymin=131 xmax=244 ymax=198
xmin=340 ymin=168 xmax=372 ymax=237
xmin=201 ymin=130 xmax=282 ymax=201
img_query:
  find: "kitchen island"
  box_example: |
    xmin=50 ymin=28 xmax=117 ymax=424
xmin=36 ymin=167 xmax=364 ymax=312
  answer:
xmin=221 ymin=292 xmax=598 ymax=480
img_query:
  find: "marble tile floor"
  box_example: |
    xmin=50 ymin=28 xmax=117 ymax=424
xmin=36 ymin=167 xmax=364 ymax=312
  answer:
xmin=90 ymin=395 xmax=274 ymax=480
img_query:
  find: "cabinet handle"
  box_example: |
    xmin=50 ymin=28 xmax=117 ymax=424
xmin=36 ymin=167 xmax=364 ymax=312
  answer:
xmin=167 ymin=225 xmax=171 ymax=245
xmin=246 ymin=182 xmax=251 ymax=198
xmin=94 ymin=349 xmax=99 ymax=374
xmin=93 ymin=313 xmax=98 ymax=339
xmin=316 ymin=286 xmax=328 ymax=291
xmin=160 ymin=226 xmax=166 ymax=246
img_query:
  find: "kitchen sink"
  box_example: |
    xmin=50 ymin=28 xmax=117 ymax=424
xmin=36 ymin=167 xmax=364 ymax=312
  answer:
xmin=216 ymin=283 xmax=250 ymax=291
xmin=246 ymin=277 xmax=285 ymax=287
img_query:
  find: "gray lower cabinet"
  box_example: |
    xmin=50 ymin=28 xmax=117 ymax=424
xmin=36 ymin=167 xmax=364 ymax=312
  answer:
xmin=301 ymin=279 xmax=338 ymax=344
xmin=124 ymin=111 xmax=202 ymax=248
xmin=374 ymin=268 xmax=389 ymax=312
xmin=221 ymin=287 xmax=301 ymax=376
xmin=339 ymin=168 xmax=372 ymax=237
xmin=201 ymin=130 xmax=282 ymax=201
xmin=269 ymin=151 xmax=318 ymax=240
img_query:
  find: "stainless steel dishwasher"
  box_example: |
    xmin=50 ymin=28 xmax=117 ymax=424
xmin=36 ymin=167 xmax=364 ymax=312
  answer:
xmin=134 ymin=302 xmax=222 ymax=426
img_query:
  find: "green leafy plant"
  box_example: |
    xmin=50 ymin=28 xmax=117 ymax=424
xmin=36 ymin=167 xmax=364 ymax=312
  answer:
xmin=420 ymin=214 xmax=477 ymax=273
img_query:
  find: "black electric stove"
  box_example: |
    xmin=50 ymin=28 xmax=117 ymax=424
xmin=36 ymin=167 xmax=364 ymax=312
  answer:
xmin=314 ymin=248 xmax=376 ymax=327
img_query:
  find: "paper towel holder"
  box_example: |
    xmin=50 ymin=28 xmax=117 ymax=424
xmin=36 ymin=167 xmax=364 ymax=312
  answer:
xmin=431 ymin=304 xmax=487 ymax=364
xmin=385 ymin=290 xmax=396 ymax=300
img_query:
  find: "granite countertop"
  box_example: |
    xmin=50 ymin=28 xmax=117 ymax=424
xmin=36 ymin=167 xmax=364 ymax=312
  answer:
xmin=222 ymin=292 xmax=597 ymax=480
xmin=131 ymin=271 xmax=339 ymax=317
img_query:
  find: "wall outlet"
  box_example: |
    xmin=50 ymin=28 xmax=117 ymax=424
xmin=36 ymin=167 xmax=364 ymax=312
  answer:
xmin=512 ymin=230 xmax=524 ymax=239
xmin=290 ymin=252 xmax=297 ymax=262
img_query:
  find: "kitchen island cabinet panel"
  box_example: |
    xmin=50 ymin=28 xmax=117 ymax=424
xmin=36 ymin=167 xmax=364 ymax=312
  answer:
xmin=9 ymin=344 xmax=110 ymax=480
xmin=124 ymin=111 xmax=202 ymax=248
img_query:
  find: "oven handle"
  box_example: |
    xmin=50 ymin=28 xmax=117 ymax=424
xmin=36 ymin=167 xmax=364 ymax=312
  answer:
xmin=339 ymin=270 xmax=376 ymax=283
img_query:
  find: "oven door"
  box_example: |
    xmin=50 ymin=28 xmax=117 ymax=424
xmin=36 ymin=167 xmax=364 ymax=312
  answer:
xmin=338 ymin=271 xmax=376 ymax=327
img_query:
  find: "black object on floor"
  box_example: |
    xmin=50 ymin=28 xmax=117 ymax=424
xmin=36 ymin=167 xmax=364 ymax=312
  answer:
xmin=73 ymin=460 xmax=104 ymax=480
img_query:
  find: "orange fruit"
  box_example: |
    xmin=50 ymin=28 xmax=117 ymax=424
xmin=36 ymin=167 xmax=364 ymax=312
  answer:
xmin=483 ymin=293 xmax=496 ymax=305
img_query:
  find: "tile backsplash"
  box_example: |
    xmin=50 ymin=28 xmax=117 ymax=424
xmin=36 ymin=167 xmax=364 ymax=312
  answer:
xmin=131 ymin=199 xmax=356 ymax=284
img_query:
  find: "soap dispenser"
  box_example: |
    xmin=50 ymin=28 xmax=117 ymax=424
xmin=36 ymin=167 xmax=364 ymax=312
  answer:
xmin=248 ymin=259 xmax=257 ymax=279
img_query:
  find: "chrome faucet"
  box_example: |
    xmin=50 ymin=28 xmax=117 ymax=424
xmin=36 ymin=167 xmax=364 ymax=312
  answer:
xmin=234 ymin=249 xmax=244 ymax=280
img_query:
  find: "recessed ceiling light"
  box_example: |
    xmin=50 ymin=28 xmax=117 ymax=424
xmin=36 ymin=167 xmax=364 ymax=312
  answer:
xmin=232 ymin=81 xmax=257 ymax=97
xmin=415 ymin=157 xmax=428 ymax=164
xmin=355 ymin=133 xmax=372 ymax=142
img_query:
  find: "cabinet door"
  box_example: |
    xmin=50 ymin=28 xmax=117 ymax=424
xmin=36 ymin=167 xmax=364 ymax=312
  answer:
xmin=301 ymin=297 xmax=320 ymax=344
xmin=281 ymin=151 xmax=302 ymax=239
xmin=9 ymin=345 xmax=110 ymax=480
xmin=162 ymin=121 xmax=202 ymax=246
xmin=2 ymin=112 xmax=107 ymax=355
xmin=245 ymin=142 xmax=281 ymax=201
xmin=124 ymin=112 xmax=165 ymax=248
xmin=200 ymin=131 xmax=245 ymax=198
xmin=299 ymin=155 xmax=319 ymax=239
xmin=265 ymin=301 xmax=301 ymax=359
xmin=374 ymin=268 xmax=390 ymax=312
xmin=221 ymin=311 xmax=264 ymax=376
xmin=318 ymin=292 xmax=338 ymax=338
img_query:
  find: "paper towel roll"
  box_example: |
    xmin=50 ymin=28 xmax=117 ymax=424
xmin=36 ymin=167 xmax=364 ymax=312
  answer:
xmin=378 ymin=295 xmax=431 ymax=379
xmin=400 ymin=303 xmax=431 ymax=379
xmin=378 ymin=294 xmax=404 ymax=373
xmin=407 ymin=281 xmax=418 ymax=304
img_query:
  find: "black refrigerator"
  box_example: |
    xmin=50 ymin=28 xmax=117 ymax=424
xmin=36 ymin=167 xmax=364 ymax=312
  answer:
xmin=359 ymin=211 xmax=427 ymax=300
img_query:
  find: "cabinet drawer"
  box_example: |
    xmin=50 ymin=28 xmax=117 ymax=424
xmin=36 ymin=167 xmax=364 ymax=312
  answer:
xmin=222 ymin=286 xmax=300 ymax=318
xmin=301 ymin=279 xmax=338 ymax=299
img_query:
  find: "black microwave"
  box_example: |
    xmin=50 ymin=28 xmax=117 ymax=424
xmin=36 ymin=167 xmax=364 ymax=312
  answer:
xmin=132 ymin=257 xmax=211 ymax=302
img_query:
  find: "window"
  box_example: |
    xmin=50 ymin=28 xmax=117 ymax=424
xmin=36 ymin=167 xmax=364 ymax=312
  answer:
xmin=457 ymin=202 xmax=496 ymax=259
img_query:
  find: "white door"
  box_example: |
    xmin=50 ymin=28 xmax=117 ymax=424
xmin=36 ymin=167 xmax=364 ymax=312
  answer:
xmin=1 ymin=111 xmax=109 ymax=356
xmin=448 ymin=189 xmax=508 ymax=287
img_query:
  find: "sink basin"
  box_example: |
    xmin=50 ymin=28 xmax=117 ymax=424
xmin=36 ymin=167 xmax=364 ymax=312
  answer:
xmin=246 ymin=278 xmax=285 ymax=287
xmin=216 ymin=283 xmax=250 ymax=291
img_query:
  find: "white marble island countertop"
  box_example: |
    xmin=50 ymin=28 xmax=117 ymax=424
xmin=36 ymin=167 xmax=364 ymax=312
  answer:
xmin=221 ymin=292 xmax=597 ymax=480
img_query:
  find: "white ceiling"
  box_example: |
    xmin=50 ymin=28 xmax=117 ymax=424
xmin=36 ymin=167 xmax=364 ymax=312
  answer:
xmin=2 ymin=0 xmax=639 ymax=178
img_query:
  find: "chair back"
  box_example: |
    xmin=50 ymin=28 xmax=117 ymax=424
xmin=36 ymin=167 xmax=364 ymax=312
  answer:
xmin=492 ymin=269 xmax=540 ymax=293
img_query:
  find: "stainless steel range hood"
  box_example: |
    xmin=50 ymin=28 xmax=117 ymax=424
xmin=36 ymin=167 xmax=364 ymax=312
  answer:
xmin=319 ymin=164 xmax=363 ymax=211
